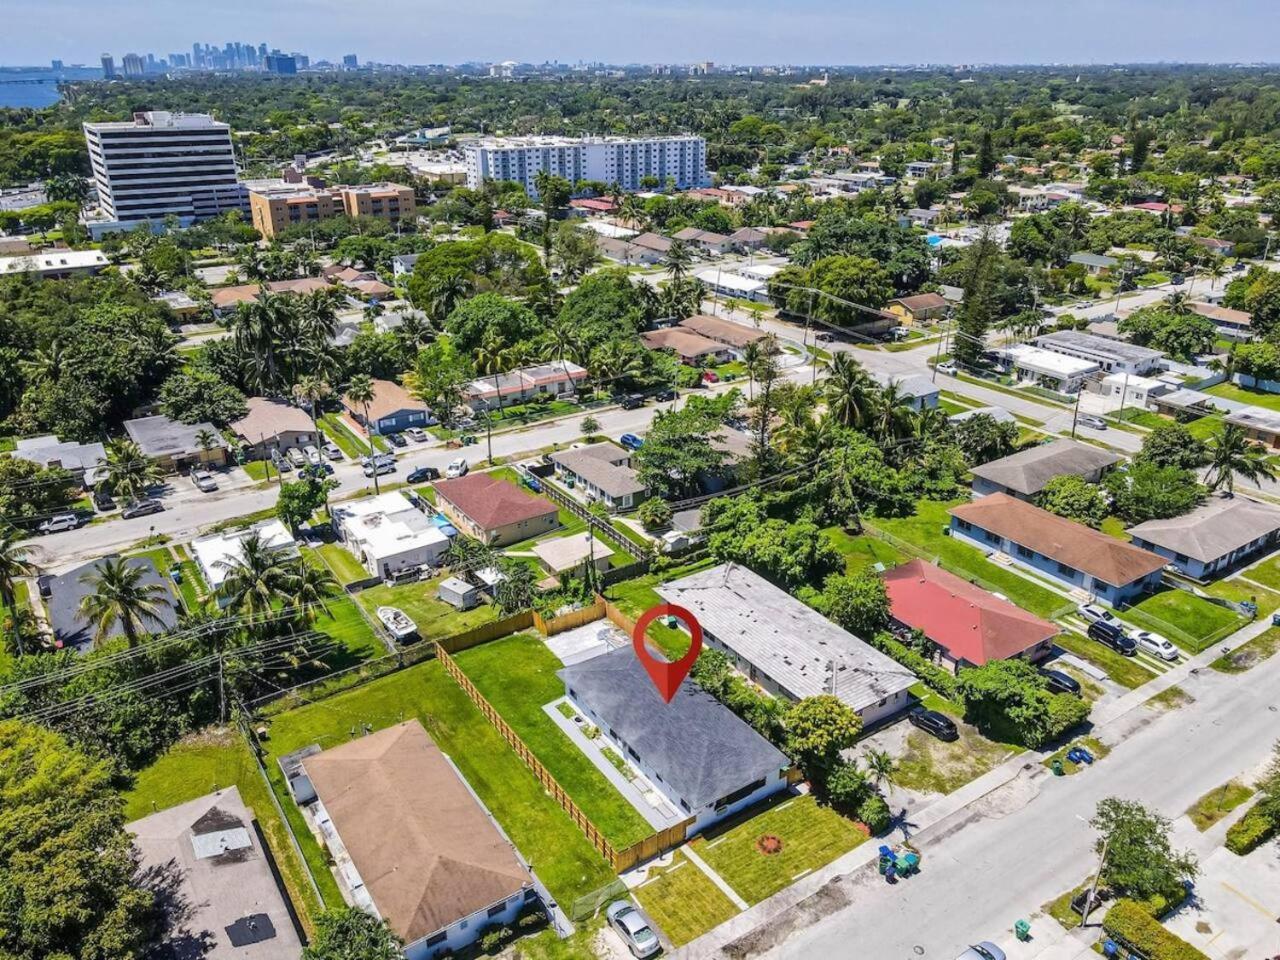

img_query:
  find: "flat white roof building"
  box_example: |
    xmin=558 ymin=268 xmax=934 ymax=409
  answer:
xmin=0 ymin=249 xmax=108 ymax=279
xmin=694 ymin=268 xmax=768 ymax=301
xmin=83 ymin=111 xmax=246 ymax=225
xmin=1003 ymin=344 xmax=1099 ymax=392
xmin=192 ymin=520 xmax=298 ymax=597
xmin=332 ymin=492 xmax=451 ymax=580
xmin=464 ymin=135 xmax=707 ymax=197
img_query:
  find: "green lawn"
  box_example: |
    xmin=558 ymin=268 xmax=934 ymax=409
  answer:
xmin=1204 ymin=381 xmax=1280 ymax=414
xmin=453 ymin=633 xmax=653 ymax=847
xmin=869 ymin=501 xmax=1074 ymax=619
xmin=1100 ymin=516 xmax=1132 ymax=541
xmin=1210 ymin=626 xmax=1280 ymax=674
xmin=257 ymin=659 xmax=618 ymax=906
xmin=1185 ymin=414 xmax=1226 ymax=442
xmin=312 ymin=593 xmax=385 ymax=663
xmin=1186 ymin=780 xmax=1255 ymax=831
xmin=353 ymin=577 xmax=499 ymax=641
xmin=632 ymin=851 xmax=740 ymax=947
xmin=1238 ymin=553 xmax=1280 ymax=592
xmin=822 ymin=526 xmax=907 ymax=575
xmin=1041 ymin=736 xmax=1111 ymax=777
xmin=122 ymin=731 xmax=325 ymax=931
xmin=894 ymin=725 xmax=1018 ymax=795
xmin=242 ymin=460 xmax=272 ymax=482
xmin=1204 ymin=577 xmax=1280 ymax=617
xmin=607 ymin=557 xmax=720 ymax=659
xmin=318 ymin=413 xmax=371 ymax=459
xmin=1055 ymin=629 xmax=1153 ymax=689
xmin=688 ymin=795 xmax=868 ymax=905
xmin=1121 ymin=590 xmax=1243 ymax=653
xmin=1113 ymin=407 xmax=1168 ymax=429
xmin=175 ymin=559 xmax=207 ymax=613
xmin=310 ymin=542 xmax=370 ymax=586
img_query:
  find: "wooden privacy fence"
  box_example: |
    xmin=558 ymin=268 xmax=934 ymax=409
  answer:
xmin=437 ymin=643 xmax=692 ymax=873
xmin=532 ymin=596 xmax=606 ymax=637
xmin=435 ymin=610 xmax=535 ymax=654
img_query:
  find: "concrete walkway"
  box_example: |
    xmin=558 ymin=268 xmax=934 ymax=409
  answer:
xmin=681 ymin=845 xmax=750 ymax=911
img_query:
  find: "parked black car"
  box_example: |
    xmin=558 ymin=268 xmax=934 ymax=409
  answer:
xmin=654 ymin=388 xmax=677 ymax=402
xmin=1040 ymin=668 xmax=1082 ymax=696
xmin=407 ymin=466 xmax=440 ymax=484
xmin=1088 ymin=620 xmax=1137 ymax=655
xmin=617 ymin=394 xmax=645 ymax=410
xmin=121 ymin=499 xmax=164 ymax=520
xmin=92 ymin=488 xmax=116 ymax=512
xmin=385 ymin=431 xmax=407 ymax=448
xmin=908 ymin=707 xmax=959 ymax=741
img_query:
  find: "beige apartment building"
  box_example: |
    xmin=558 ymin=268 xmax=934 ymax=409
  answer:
xmin=249 ymin=182 xmax=416 ymax=237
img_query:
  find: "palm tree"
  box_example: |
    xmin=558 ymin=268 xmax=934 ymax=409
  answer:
xmin=863 ymin=748 xmax=898 ymax=791
xmin=1206 ymin=424 xmax=1277 ymax=496
xmin=345 ymin=374 xmax=380 ymax=494
xmin=214 ymin=533 xmax=299 ymax=623
xmin=78 ymin=557 xmax=174 ymax=648
xmin=475 ymin=332 xmax=519 ymax=464
xmin=104 ymin=438 xmax=162 ymax=505
xmin=292 ymin=374 xmax=332 ymax=445
xmin=0 ymin=527 xmax=36 ymax=656
xmin=618 ymin=195 xmax=646 ymax=232
xmin=292 ymin=560 xmax=337 ymax=625
xmin=194 ymin=428 xmax=220 ymax=464
xmin=741 ymin=340 xmax=764 ymax=401
xmin=867 ymin=383 xmax=915 ymax=444
xmin=1165 ymin=291 xmax=1191 ymax=316
xmin=666 ymin=239 xmax=693 ymax=283
xmin=232 ymin=291 xmax=292 ymax=395
xmin=421 ymin=271 xmax=473 ymax=324
xmin=494 ymin=561 xmax=538 ymax=615
xmin=822 ymin=353 xmax=877 ymax=429
xmin=19 ymin=340 xmax=66 ymax=385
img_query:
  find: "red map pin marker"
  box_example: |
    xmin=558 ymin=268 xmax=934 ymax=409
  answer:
xmin=632 ymin=603 xmax=703 ymax=704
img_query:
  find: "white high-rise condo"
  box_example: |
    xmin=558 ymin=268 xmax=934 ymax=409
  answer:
xmin=83 ymin=112 xmax=247 ymax=226
xmin=463 ymin=135 xmax=708 ymax=197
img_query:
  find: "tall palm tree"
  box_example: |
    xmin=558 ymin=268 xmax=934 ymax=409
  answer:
xmin=19 ymin=340 xmax=66 ymax=385
xmin=475 ymin=332 xmax=519 ymax=464
xmin=345 ymin=374 xmax=380 ymax=494
xmin=1207 ymin=424 xmax=1277 ymax=496
xmin=233 ymin=291 xmax=292 ymax=395
xmin=214 ymin=533 xmax=299 ymax=623
xmin=78 ymin=557 xmax=174 ymax=648
xmin=666 ymin=239 xmax=693 ymax=283
xmin=541 ymin=313 xmax=587 ymax=390
xmin=0 ymin=527 xmax=36 ymax=656
xmin=293 ymin=374 xmax=332 ymax=446
xmin=741 ymin=340 xmax=764 ymax=401
xmin=194 ymin=428 xmax=220 ymax=463
xmin=104 ymin=438 xmax=162 ymax=505
xmin=867 ymin=382 xmax=915 ymax=444
xmin=421 ymin=271 xmax=473 ymax=324
xmin=618 ymin=195 xmax=646 ymax=231
xmin=494 ymin=561 xmax=538 ymax=615
xmin=1165 ymin=291 xmax=1191 ymax=316
xmin=292 ymin=560 xmax=337 ymax=625
xmin=822 ymin=353 xmax=877 ymax=430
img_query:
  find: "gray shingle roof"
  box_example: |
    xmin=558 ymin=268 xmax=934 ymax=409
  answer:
xmin=969 ymin=438 xmax=1120 ymax=497
xmin=1127 ymin=496 xmax=1280 ymax=563
xmin=124 ymin=415 xmax=222 ymax=458
xmin=656 ymin=564 xmax=917 ymax=714
xmin=558 ymin=647 xmax=788 ymax=809
xmin=40 ymin=556 xmax=178 ymax=650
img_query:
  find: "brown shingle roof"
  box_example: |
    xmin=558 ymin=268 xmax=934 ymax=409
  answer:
xmin=210 ymin=278 xmax=331 ymax=309
xmin=434 ymin=472 xmax=557 ymax=532
xmin=641 ymin=327 xmax=725 ymax=360
xmin=891 ymin=292 xmax=949 ymax=313
xmin=679 ymin=314 xmax=767 ymax=349
xmin=342 ymin=379 xmax=426 ymax=424
xmin=230 ymin=398 xmax=314 ymax=442
xmin=302 ymin=722 xmax=531 ymax=944
xmin=949 ymin=493 xmax=1166 ymax=586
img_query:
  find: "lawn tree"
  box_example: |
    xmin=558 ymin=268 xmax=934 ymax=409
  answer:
xmin=811 ymin=570 xmax=891 ymax=638
xmin=277 ymin=475 xmax=339 ymax=531
xmin=1091 ymin=797 xmax=1199 ymax=903
xmin=952 ymin=229 xmax=1000 ymax=371
xmin=785 ymin=695 xmax=863 ymax=781
xmin=0 ymin=528 xmax=36 ymax=656
xmin=957 ymin=659 xmax=1090 ymax=749
xmin=579 ymin=415 xmax=600 ymax=439
xmin=0 ymin=457 xmax=78 ymax=524
xmin=0 ymin=720 xmax=157 ymax=959
xmin=1136 ymin=422 xmax=1210 ymax=471
xmin=1104 ymin=462 xmax=1205 ymax=523
xmin=494 ymin=560 xmax=538 ymax=616
xmin=1036 ymin=474 xmax=1108 ymax=528
xmin=953 ymin=413 xmax=1019 ymax=466
xmin=302 ymin=906 xmax=403 ymax=960
xmin=550 ymin=221 xmax=600 ymax=282
xmin=637 ymin=496 xmax=673 ymax=531
xmin=158 ymin=369 xmax=248 ymax=426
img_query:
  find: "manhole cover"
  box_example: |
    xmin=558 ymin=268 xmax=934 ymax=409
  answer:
xmin=756 ymin=834 xmax=783 ymax=855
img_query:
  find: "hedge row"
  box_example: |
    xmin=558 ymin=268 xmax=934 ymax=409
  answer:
xmin=871 ymin=631 xmax=963 ymax=702
xmin=1102 ymin=900 xmax=1208 ymax=960
xmin=1225 ymin=803 xmax=1278 ymax=855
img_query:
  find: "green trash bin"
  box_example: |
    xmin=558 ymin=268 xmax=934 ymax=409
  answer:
xmin=1051 ymin=759 xmax=1065 ymax=776
xmin=1015 ymin=919 xmax=1031 ymax=941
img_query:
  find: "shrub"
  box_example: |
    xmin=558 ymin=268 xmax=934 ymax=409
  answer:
xmin=1102 ymin=900 xmax=1209 ymax=960
xmin=824 ymin=759 xmax=872 ymax=812
xmin=869 ymin=631 xmax=963 ymax=702
xmin=637 ymin=496 xmax=673 ymax=531
xmin=857 ymin=792 xmax=893 ymax=834
xmin=1225 ymin=804 xmax=1278 ymax=855
xmin=478 ymin=925 xmax=512 ymax=953
xmin=516 ymin=905 xmax=546 ymax=930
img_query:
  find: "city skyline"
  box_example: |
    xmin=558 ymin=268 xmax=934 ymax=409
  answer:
xmin=7 ymin=0 xmax=1280 ymax=68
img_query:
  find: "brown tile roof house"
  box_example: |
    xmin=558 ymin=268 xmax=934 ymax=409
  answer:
xmin=889 ymin=292 xmax=949 ymax=317
xmin=230 ymin=398 xmax=315 ymax=446
xmin=210 ymin=277 xmax=332 ymax=310
xmin=340 ymin=379 xmax=429 ymax=435
xmin=679 ymin=314 xmax=768 ymax=349
xmin=347 ymin=278 xmax=395 ymax=299
xmin=302 ymin=722 xmax=534 ymax=955
xmin=1190 ymin=301 xmax=1251 ymax=330
xmin=641 ymin=327 xmax=729 ymax=362
xmin=949 ymin=493 xmax=1166 ymax=589
xmin=434 ymin=472 xmax=559 ymax=546
xmin=631 ymin=232 xmax=673 ymax=254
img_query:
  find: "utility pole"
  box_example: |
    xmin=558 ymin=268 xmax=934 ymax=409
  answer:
xmin=1070 ymin=387 xmax=1083 ymax=438
xmin=1079 ymin=832 xmax=1110 ymax=928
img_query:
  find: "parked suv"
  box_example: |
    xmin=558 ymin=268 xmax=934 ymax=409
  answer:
xmin=1039 ymin=668 xmax=1081 ymax=696
xmin=38 ymin=513 xmax=81 ymax=534
xmin=908 ymin=707 xmax=959 ymax=742
xmin=1088 ymin=619 xmax=1136 ymax=655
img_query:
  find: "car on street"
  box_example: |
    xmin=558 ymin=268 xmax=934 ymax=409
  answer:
xmin=1088 ymin=619 xmax=1137 ymax=655
xmin=1171 ymin=273 xmax=1186 ymax=286
xmin=363 ymin=460 xmax=396 ymax=478
xmin=606 ymin=901 xmax=661 ymax=958
xmin=38 ymin=513 xmax=81 ymax=534
xmin=303 ymin=444 xmax=322 ymax=466
xmin=937 ymin=361 xmax=958 ymax=375
xmin=191 ymin=469 xmax=218 ymax=492
xmin=1039 ymin=668 xmax=1081 ymax=696
xmin=407 ymin=466 xmax=440 ymax=483
xmin=619 ymin=433 xmax=644 ymax=451
xmin=1077 ymin=603 xmax=1117 ymax=626
xmin=908 ymin=707 xmax=959 ymax=742
xmin=385 ymin=431 xmax=407 ymax=448
xmin=446 ymin=458 xmax=469 ymax=478
xmin=654 ymin=388 xmax=677 ymax=402
xmin=1078 ymin=414 xmax=1108 ymax=430
xmin=815 ymin=331 xmax=835 ymax=342
xmin=1133 ymin=630 xmax=1179 ymax=661
xmin=618 ymin=394 xmax=645 ymax=409
xmin=286 ymin=447 xmax=307 ymax=467
xmin=956 ymin=944 xmax=1006 ymax=960
xmin=121 ymin=499 xmax=164 ymax=520
xmin=321 ymin=441 xmax=343 ymax=460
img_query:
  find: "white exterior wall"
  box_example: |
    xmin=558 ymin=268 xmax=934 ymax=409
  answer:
xmin=406 ymin=892 xmax=532 ymax=960
xmin=464 ymin=136 xmax=707 ymax=196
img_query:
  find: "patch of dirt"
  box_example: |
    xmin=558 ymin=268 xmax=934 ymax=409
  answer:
xmin=756 ymin=835 xmax=783 ymax=855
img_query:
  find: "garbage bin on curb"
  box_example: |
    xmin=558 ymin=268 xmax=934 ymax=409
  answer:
xmin=1014 ymin=919 xmax=1031 ymax=941
xmin=1051 ymin=758 xmax=1065 ymax=776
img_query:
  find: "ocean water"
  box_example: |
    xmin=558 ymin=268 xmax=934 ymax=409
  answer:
xmin=0 ymin=67 xmax=102 ymax=108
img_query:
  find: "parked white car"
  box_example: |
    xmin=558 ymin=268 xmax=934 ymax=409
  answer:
xmin=445 ymin=457 xmax=469 ymax=479
xmin=606 ymin=901 xmax=660 ymax=958
xmin=1077 ymin=603 xmax=1117 ymax=625
xmin=38 ymin=513 xmax=81 ymax=534
xmin=937 ymin=360 xmax=958 ymax=375
xmin=405 ymin=427 xmax=429 ymax=442
xmin=1133 ymin=630 xmax=1179 ymax=661
xmin=303 ymin=444 xmax=322 ymax=466
xmin=191 ymin=469 xmax=218 ymax=493
xmin=321 ymin=441 xmax=343 ymax=460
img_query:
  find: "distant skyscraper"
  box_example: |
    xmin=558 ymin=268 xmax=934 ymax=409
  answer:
xmin=343 ymin=54 xmax=358 ymax=69
xmin=51 ymin=59 xmax=64 ymax=71
xmin=122 ymin=53 xmax=144 ymax=78
xmin=264 ymin=55 xmax=297 ymax=76
xmin=258 ymin=42 xmax=268 ymax=58
xmin=101 ymin=54 xmax=115 ymax=78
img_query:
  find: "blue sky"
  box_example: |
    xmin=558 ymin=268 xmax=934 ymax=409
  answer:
xmin=8 ymin=0 xmax=1279 ymax=66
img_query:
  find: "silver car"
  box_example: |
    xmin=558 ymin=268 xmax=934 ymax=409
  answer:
xmin=192 ymin=469 xmax=218 ymax=493
xmin=956 ymin=943 xmax=1006 ymax=960
xmin=606 ymin=901 xmax=660 ymax=958
xmin=1133 ymin=630 xmax=1179 ymax=661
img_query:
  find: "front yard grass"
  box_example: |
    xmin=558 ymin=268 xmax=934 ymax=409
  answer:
xmin=311 ymin=593 xmax=385 ymax=663
xmin=1203 ymin=578 xmax=1280 ymax=617
xmin=1186 ymin=780 xmax=1255 ymax=832
xmin=632 ymin=850 xmax=740 ymax=947
xmin=894 ymin=724 xmax=1018 ymax=795
xmin=1238 ymin=552 xmax=1280 ymax=593
xmin=122 ymin=730 xmax=325 ymax=931
xmin=317 ymin=412 xmax=371 ymax=458
xmin=869 ymin=501 xmax=1074 ymax=619
xmin=1121 ymin=589 xmax=1243 ymax=653
xmin=607 ymin=557 xmax=720 ymax=659
xmin=310 ymin=542 xmax=370 ymax=586
xmin=354 ymin=578 xmax=499 ymax=641
xmin=453 ymin=632 xmax=653 ymax=848
xmin=822 ymin=526 xmax=907 ymax=575
xmin=1210 ymin=626 xmax=1280 ymax=674
xmin=257 ymin=659 xmax=618 ymax=907
xmin=688 ymin=794 xmax=868 ymax=905
xmin=1054 ymin=630 xmax=1153 ymax=689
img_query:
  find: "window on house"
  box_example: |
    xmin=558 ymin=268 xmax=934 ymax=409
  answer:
xmin=1056 ymin=561 xmax=1074 ymax=576
xmin=487 ymin=904 xmax=505 ymax=918
xmin=425 ymin=932 xmax=447 ymax=947
xmin=984 ymin=530 xmax=1000 ymax=545
xmin=524 ymin=888 xmax=538 ymax=901
xmin=1016 ymin=544 xmax=1033 ymax=559
xmin=957 ymin=519 xmax=972 ymax=532
xmin=714 ymin=777 xmax=767 ymax=811
xmin=627 ymin=747 xmax=639 ymax=761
